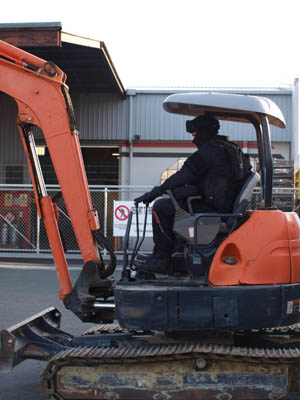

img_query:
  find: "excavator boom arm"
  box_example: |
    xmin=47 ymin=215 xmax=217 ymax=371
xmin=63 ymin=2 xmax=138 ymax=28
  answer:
xmin=0 ymin=39 xmax=101 ymax=297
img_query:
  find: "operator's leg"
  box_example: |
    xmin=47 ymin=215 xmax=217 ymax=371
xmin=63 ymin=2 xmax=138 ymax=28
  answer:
xmin=135 ymin=198 xmax=175 ymax=274
xmin=152 ymin=198 xmax=175 ymax=256
xmin=135 ymin=198 xmax=215 ymax=274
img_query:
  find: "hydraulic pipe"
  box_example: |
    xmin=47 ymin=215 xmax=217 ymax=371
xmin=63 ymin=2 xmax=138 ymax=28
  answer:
xmin=40 ymin=196 xmax=72 ymax=298
xmin=259 ymin=113 xmax=273 ymax=208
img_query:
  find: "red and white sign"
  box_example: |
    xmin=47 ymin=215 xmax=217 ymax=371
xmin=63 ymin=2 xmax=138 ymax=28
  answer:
xmin=5 ymin=212 xmax=15 ymax=223
xmin=113 ymin=201 xmax=153 ymax=237
xmin=287 ymin=299 xmax=300 ymax=315
xmin=114 ymin=205 xmax=130 ymax=221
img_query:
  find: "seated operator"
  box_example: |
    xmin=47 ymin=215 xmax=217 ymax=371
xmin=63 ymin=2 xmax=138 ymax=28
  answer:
xmin=134 ymin=113 xmax=252 ymax=274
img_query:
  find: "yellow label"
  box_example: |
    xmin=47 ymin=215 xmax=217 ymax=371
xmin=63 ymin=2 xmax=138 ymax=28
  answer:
xmin=5 ymin=194 xmax=13 ymax=207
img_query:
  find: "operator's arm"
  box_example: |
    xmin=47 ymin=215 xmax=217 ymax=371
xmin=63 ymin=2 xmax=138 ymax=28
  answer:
xmin=161 ymin=151 xmax=209 ymax=190
xmin=135 ymin=150 xmax=210 ymax=204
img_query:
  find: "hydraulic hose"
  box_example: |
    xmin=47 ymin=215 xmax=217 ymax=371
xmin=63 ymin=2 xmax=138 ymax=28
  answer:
xmin=51 ymin=192 xmax=116 ymax=278
xmin=93 ymin=229 xmax=117 ymax=278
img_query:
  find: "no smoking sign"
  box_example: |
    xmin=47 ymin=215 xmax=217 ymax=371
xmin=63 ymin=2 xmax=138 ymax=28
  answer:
xmin=113 ymin=200 xmax=153 ymax=237
xmin=114 ymin=205 xmax=130 ymax=221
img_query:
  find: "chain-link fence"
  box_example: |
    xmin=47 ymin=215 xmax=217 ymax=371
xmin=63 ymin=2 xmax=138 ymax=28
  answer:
xmin=0 ymin=184 xmax=299 ymax=255
xmin=0 ymin=185 xmax=152 ymax=255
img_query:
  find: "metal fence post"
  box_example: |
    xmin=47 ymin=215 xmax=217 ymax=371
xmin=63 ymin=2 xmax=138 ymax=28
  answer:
xmin=36 ymin=210 xmax=40 ymax=254
xmin=103 ymin=187 xmax=108 ymax=256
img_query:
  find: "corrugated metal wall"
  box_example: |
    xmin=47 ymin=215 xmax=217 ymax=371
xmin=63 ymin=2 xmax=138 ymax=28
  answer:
xmin=0 ymin=88 xmax=293 ymax=184
xmin=0 ymin=92 xmax=28 ymax=182
xmin=0 ymin=91 xmax=129 ymax=183
xmin=131 ymin=92 xmax=292 ymax=142
xmin=220 ymin=94 xmax=292 ymax=142
xmin=0 ymin=90 xmax=292 ymax=145
xmin=0 ymin=92 xmax=26 ymax=164
xmin=76 ymin=91 xmax=292 ymax=143
xmin=77 ymin=93 xmax=128 ymax=141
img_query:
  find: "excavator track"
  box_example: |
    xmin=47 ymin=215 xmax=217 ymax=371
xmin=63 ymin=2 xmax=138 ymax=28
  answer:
xmin=41 ymin=325 xmax=300 ymax=400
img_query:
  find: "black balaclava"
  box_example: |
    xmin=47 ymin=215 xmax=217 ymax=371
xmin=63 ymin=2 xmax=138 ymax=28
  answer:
xmin=186 ymin=114 xmax=220 ymax=148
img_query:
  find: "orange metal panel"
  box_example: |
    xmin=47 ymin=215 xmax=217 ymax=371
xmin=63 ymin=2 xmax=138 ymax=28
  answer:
xmin=285 ymin=212 xmax=300 ymax=283
xmin=209 ymin=210 xmax=292 ymax=285
xmin=40 ymin=196 xmax=72 ymax=298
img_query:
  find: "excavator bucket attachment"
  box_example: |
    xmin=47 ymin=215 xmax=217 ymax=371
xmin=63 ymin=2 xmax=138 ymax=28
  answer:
xmin=0 ymin=307 xmax=72 ymax=373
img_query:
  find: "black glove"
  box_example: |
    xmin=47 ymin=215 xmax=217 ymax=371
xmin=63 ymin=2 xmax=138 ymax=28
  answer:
xmin=134 ymin=186 xmax=163 ymax=204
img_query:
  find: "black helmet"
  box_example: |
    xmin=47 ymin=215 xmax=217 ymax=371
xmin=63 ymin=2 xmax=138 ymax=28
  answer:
xmin=186 ymin=114 xmax=220 ymax=134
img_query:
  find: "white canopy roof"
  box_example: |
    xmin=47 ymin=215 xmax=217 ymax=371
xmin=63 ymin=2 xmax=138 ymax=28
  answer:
xmin=163 ymin=92 xmax=286 ymax=128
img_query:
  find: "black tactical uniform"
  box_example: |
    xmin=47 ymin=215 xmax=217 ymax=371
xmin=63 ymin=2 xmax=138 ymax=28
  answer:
xmin=134 ymin=114 xmax=252 ymax=274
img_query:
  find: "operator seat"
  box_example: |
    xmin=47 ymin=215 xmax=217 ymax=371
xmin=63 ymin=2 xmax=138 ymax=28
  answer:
xmin=170 ymin=171 xmax=260 ymax=279
xmin=171 ymin=171 xmax=260 ymax=245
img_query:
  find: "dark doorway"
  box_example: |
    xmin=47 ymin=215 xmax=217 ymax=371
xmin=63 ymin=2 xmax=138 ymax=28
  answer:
xmin=82 ymin=147 xmax=119 ymax=185
xmin=39 ymin=146 xmax=119 ymax=185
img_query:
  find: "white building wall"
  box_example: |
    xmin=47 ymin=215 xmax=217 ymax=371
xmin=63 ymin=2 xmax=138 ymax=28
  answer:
xmin=132 ymin=156 xmax=182 ymax=186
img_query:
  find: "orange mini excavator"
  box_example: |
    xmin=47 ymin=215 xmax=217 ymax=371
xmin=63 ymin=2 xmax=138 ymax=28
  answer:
xmin=1 ymin=39 xmax=300 ymax=399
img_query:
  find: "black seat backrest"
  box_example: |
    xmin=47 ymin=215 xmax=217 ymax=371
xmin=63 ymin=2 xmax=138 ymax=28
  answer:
xmin=232 ymin=171 xmax=260 ymax=213
xmin=223 ymin=171 xmax=260 ymax=232
xmin=169 ymin=172 xmax=260 ymax=246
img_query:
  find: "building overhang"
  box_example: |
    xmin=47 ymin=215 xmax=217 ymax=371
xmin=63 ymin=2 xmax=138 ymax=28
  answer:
xmin=0 ymin=22 xmax=125 ymax=97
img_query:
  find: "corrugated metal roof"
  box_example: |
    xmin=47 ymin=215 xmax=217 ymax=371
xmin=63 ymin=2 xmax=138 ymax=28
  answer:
xmin=0 ymin=22 xmax=62 ymax=29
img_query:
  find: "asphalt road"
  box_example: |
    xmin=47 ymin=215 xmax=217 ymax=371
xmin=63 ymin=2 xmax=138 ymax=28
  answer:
xmin=0 ymin=263 xmax=116 ymax=400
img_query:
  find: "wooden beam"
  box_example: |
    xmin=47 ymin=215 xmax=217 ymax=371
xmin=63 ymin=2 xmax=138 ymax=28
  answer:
xmin=0 ymin=29 xmax=61 ymax=47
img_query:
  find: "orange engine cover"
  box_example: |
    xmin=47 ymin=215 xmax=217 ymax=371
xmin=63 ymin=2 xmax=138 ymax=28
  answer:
xmin=208 ymin=210 xmax=300 ymax=286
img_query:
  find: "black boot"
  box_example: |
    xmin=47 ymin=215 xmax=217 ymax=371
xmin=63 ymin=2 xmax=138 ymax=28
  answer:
xmin=135 ymin=252 xmax=171 ymax=274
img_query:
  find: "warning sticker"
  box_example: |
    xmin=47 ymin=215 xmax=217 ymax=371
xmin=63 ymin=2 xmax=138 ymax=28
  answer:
xmin=287 ymin=299 xmax=300 ymax=315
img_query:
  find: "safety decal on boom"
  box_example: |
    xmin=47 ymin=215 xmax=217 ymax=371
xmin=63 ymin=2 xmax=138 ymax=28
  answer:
xmin=287 ymin=299 xmax=300 ymax=314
